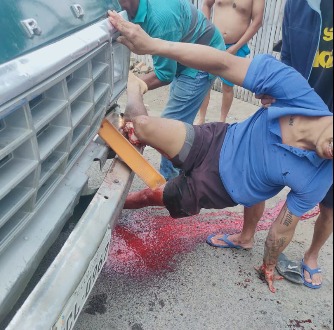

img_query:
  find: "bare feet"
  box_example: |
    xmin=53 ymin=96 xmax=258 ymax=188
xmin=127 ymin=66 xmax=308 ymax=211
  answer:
xmin=124 ymin=186 xmax=165 ymax=209
xmin=303 ymin=253 xmax=323 ymax=287
xmin=209 ymin=233 xmax=254 ymax=249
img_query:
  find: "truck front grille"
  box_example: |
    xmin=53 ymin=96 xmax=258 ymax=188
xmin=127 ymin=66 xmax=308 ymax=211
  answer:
xmin=0 ymin=43 xmax=114 ymax=253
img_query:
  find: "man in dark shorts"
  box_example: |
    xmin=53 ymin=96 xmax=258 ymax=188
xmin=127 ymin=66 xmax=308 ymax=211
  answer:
xmin=110 ymin=11 xmax=333 ymax=293
xmin=244 ymin=0 xmax=333 ymax=290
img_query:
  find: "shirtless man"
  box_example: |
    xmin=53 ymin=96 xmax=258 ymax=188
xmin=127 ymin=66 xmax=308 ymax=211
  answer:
xmin=196 ymin=0 xmax=265 ymax=124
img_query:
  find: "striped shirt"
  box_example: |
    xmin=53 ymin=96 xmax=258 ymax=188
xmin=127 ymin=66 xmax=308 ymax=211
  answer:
xmin=132 ymin=0 xmax=226 ymax=82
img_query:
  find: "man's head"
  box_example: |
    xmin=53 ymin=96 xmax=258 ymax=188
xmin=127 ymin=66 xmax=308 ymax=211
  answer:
xmin=118 ymin=0 xmax=139 ymax=19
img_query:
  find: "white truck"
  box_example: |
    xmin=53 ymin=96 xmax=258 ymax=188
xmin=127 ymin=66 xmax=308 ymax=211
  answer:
xmin=0 ymin=1 xmax=132 ymax=329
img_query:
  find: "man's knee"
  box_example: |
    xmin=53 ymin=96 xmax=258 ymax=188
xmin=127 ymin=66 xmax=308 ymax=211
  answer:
xmin=222 ymin=84 xmax=234 ymax=94
xmin=244 ymin=202 xmax=265 ymax=221
xmin=319 ymin=203 xmax=333 ymax=223
xmin=132 ymin=115 xmax=151 ymax=140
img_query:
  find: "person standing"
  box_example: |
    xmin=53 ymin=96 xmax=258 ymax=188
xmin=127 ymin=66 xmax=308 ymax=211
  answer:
xmin=196 ymin=0 xmax=265 ymax=124
xmin=208 ymin=0 xmax=333 ymax=290
xmin=112 ymin=0 xmax=226 ymax=180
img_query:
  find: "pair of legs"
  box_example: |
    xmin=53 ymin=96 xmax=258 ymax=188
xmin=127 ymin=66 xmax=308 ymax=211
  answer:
xmin=209 ymin=199 xmax=333 ymax=287
xmin=196 ymin=44 xmax=251 ymax=125
xmin=196 ymin=82 xmax=234 ymax=124
xmin=124 ymin=73 xmax=188 ymax=209
xmin=160 ymin=72 xmax=214 ymax=180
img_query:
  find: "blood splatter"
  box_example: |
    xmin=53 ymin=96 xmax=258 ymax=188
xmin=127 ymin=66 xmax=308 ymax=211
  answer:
xmin=104 ymin=202 xmax=319 ymax=278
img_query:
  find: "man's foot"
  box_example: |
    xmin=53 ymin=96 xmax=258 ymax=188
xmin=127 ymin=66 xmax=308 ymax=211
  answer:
xmin=206 ymin=233 xmax=254 ymax=250
xmin=302 ymin=255 xmax=323 ymax=288
xmin=124 ymin=186 xmax=165 ymax=209
xmin=127 ymin=71 xmax=148 ymax=95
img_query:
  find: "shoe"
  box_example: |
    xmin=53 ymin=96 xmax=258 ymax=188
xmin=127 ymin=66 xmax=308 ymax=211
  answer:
xmin=206 ymin=234 xmax=245 ymax=249
xmin=301 ymin=259 xmax=322 ymax=289
xmin=275 ymin=253 xmax=303 ymax=284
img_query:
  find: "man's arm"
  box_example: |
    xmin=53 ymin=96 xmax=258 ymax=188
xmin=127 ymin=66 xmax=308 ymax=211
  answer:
xmin=202 ymin=0 xmax=215 ymax=20
xmin=258 ymin=202 xmax=300 ymax=293
xmin=140 ymin=71 xmax=170 ymax=91
xmin=108 ymin=11 xmax=251 ymax=86
xmin=227 ymin=0 xmax=265 ymax=55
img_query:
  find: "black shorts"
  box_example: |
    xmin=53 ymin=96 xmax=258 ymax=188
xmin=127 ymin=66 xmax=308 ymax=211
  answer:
xmin=163 ymin=123 xmax=237 ymax=218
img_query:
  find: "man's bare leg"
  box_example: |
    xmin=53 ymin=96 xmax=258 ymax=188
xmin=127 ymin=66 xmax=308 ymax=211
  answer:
xmin=303 ymin=204 xmax=333 ymax=286
xmin=124 ymin=186 xmax=165 ymax=209
xmin=221 ymin=83 xmax=234 ymax=122
xmin=123 ymin=72 xmax=188 ymax=210
xmin=124 ymin=71 xmax=149 ymax=120
xmin=209 ymin=201 xmax=265 ymax=248
xmin=195 ymin=91 xmax=211 ymax=125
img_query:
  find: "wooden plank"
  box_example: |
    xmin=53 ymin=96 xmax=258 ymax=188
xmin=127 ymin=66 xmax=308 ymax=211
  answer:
xmin=98 ymin=119 xmax=166 ymax=189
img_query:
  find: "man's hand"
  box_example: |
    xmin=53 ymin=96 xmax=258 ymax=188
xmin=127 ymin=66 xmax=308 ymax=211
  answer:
xmin=226 ymin=45 xmax=239 ymax=55
xmin=108 ymin=10 xmax=155 ymax=55
xmin=255 ymin=94 xmax=276 ymax=108
xmin=255 ymin=264 xmax=284 ymax=293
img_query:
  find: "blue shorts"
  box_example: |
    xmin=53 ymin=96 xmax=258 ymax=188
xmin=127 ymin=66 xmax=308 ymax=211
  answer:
xmin=220 ymin=44 xmax=250 ymax=87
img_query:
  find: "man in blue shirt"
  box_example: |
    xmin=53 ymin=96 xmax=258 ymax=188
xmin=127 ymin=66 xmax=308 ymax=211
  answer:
xmin=239 ymin=0 xmax=333 ymax=290
xmin=108 ymin=12 xmax=333 ymax=293
xmin=110 ymin=0 xmax=226 ymax=180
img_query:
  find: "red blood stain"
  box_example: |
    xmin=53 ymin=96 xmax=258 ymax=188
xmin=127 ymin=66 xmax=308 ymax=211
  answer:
xmin=104 ymin=202 xmax=319 ymax=278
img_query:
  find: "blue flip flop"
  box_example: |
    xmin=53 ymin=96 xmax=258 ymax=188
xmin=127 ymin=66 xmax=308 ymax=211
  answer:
xmin=206 ymin=234 xmax=244 ymax=249
xmin=301 ymin=259 xmax=322 ymax=289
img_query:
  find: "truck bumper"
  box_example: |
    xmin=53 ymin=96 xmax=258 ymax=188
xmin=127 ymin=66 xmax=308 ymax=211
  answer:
xmin=5 ymin=147 xmax=134 ymax=330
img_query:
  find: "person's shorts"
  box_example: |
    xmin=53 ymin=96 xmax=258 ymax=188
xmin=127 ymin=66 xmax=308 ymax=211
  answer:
xmin=320 ymin=184 xmax=333 ymax=209
xmin=163 ymin=123 xmax=237 ymax=218
xmin=220 ymin=43 xmax=250 ymax=87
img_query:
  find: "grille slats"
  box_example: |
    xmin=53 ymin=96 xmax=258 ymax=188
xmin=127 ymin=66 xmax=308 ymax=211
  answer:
xmin=0 ymin=42 xmax=115 ymax=252
xmin=31 ymin=98 xmax=67 ymax=131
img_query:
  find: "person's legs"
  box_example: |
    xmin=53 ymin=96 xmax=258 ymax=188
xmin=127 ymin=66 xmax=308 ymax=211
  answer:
xmin=160 ymin=72 xmax=214 ymax=180
xmin=123 ymin=74 xmax=189 ymax=209
xmin=220 ymin=83 xmax=234 ymax=122
xmin=220 ymin=44 xmax=250 ymax=122
xmin=208 ymin=201 xmax=265 ymax=248
xmin=303 ymin=203 xmax=333 ymax=287
xmin=124 ymin=71 xmax=149 ymax=119
xmin=124 ymin=185 xmax=165 ymax=209
xmin=195 ymin=90 xmax=211 ymax=125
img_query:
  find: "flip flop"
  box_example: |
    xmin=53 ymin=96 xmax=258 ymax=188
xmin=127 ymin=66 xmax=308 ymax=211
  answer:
xmin=206 ymin=234 xmax=244 ymax=249
xmin=275 ymin=253 xmax=303 ymax=284
xmin=301 ymin=259 xmax=322 ymax=289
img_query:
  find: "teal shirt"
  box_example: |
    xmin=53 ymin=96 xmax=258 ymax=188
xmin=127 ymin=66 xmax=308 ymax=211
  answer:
xmin=132 ymin=0 xmax=226 ymax=82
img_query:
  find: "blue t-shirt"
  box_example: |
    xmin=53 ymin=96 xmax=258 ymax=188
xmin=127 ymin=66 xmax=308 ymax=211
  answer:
xmin=220 ymin=55 xmax=333 ymax=217
xmin=132 ymin=0 xmax=226 ymax=82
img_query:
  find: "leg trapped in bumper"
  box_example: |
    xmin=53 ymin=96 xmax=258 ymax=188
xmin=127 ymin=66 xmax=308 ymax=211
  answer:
xmin=163 ymin=123 xmax=237 ymax=218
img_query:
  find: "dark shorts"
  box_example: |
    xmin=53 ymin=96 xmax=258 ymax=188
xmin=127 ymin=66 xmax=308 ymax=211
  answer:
xmin=320 ymin=184 xmax=333 ymax=209
xmin=163 ymin=123 xmax=237 ymax=218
